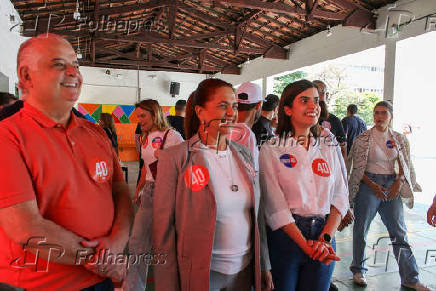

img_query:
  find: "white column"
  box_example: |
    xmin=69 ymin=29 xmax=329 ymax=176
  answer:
xmin=383 ymin=41 xmax=397 ymax=103
xmin=262 ymin=76 xmax=267 ymax=98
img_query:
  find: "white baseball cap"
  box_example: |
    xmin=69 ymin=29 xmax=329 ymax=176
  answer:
xmin=236 ymin=82 xmax=263 ymax=104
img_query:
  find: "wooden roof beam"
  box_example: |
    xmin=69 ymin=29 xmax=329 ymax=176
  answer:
xmin=92 ymin=38 xmax=96 ymax=64
xmin=156 ymin=53 xmax=194 ymax=64
xmin=221 ymin=64 xmax=240 ymax=75
xmin=95 ymin=32 xmax=265 ymax=53
xmin=198 ymin=0 xmax=348 ymax=21
xmin=168 ymin=1 xmax=178 ymax=39
xmin=201 ymin=0 xmax=307 ymax=17
xmin=80 ymin=61 xmax=220 ymax=73
xmin=263 ymin=45 xmax=288 ymax=60
xmin=177 ymin=1 xmax=231 ymax=29
xmin=19 ymin=0 xmax=170 ymax=18
xmin=146 ymin=44 xmax=153 ymax=62
xmin=96 ymin=47 xmax=139 ymax=61
xmin=199 ymin=50 xmax=206 ymax=73
xmin=327 ymin=0 xmax=370 ymax=12
xmin=183 ymin=29 xmax=231 ymax=41
xmin=93 ymin=59 xmax=221 ymax=71
xmin=343 ymin=8 xmax=376 ymax=29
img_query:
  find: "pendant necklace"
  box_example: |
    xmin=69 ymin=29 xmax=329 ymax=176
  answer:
xmin=215 ymin=148 xmax=239 ymax=192
xmin=227 ymin=150 xmax=239 ymax=192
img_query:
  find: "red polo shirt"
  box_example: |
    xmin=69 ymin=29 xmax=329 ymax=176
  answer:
xmin=0 ymin=103 xmax=124 ymax=290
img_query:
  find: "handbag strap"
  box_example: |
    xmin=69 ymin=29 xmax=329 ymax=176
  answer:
xmin=160 ymin=129 xmax=171 ymax=150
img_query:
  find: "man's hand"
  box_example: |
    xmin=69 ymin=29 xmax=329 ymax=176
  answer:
xmin=386 ymin=179 xmax=402 ymax=201
xmin=261 ymin=270 xmax=274 ymax=291
xmin=81 ymin=236 xmax=127 ymax=281
xmin=338 ymin=209 xmax=354 ymax=231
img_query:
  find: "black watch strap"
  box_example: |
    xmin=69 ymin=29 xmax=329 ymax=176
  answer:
xmin=323 ymin=233 xmax=332 ymax=243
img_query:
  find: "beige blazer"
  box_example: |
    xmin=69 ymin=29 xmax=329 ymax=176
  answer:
xmin=152 ymin=134 xmax=270 ymax=291
xmin=348 ymin=127 xmax=422 ymax=208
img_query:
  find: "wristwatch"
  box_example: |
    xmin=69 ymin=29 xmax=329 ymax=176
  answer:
xmin=322 ymin=233 xmax=332 ymax=243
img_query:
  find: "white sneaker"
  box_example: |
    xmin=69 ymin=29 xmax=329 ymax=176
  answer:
xmin=353 ymin=272 xmax=367 ymax=286
xmin=401 ymin=281 xmax=431 ymax=291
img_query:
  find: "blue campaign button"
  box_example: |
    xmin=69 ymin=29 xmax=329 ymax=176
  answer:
xmin=386 ymin=140 xmax=395 ymax=149
xmin=280 ymin=154 xmax=297 ymax=168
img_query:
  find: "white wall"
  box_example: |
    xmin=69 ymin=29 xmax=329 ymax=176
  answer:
xmin=78 ymin=67 xmax=205 ymax=106
xmin=0 ymin=0 xmax=27 ymax=94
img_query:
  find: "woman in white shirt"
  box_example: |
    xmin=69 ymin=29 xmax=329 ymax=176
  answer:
xmin=152 ymin=79 xmax=273 ymax=291
xmin=125 ymin=99 xmax=184 ymax=291
xmin=349 ymin=101 xmax=428 ymax=290
xmin=259 ymin=79 xmax=349 ymax=291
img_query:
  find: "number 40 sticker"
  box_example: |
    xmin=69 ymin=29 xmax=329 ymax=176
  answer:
xmin=184 ymin=165 xmax=210 ymax=191
xmin=312 ymin=158 xmax=331 ymax=177
xmin=90 ymin=158 xmax=110 ymax=182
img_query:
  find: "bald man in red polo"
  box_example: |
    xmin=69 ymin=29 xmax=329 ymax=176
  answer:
xmin=0 ymin=34 xmax=133 ymax=290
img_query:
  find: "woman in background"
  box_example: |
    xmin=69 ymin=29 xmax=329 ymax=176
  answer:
xmin=99 ymin=112 xmax=119 ymax=155
xmin=124 ymin=99 xmax=184 ymax=291
xmin=348 ymin=101 xmax=427 ymax=290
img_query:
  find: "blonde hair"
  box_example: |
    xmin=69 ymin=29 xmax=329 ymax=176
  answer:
xmin=135 ymin=99 xmax=170 ymax=132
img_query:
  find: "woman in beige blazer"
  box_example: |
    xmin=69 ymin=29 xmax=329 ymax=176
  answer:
xmin=348 ymin=101 xmax=427 ymax=290
xmin=152 ymin=78 xmax=272 ymax=291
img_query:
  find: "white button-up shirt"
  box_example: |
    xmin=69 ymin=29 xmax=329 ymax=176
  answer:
xmin=259 ymin=129 xmax=349 ymax=231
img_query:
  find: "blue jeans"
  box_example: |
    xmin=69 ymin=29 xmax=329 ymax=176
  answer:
xmin=267 ymin=215 xmax=335 ymax=291
xmin=350 ymin=172 xmax=419 ymax=284
xmin=125 ymin=182 xmax=155 ymax=291
xmin=81 ymin=278 xmax=114 ymax=291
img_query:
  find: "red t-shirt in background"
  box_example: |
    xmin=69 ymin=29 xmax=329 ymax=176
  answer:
xmin=0 ymin=103 xmax=124 ymax=290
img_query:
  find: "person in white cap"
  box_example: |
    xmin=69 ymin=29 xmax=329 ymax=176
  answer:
xmin=229 ymin=82 xmax=263 ymax=172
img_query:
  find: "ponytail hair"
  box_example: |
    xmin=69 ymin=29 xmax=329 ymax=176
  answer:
xmin=184 ymin=78 xmax=233 ymax=139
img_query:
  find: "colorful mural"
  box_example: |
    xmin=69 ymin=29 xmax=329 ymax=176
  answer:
xmin=78 ymin=103 xmax=175 ymax=124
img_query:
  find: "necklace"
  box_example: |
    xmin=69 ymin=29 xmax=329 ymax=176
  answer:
xmin=229 ymin=153 xmax=239 ymax=192
xmin=213 ymin=148 xmax=239 ymax=192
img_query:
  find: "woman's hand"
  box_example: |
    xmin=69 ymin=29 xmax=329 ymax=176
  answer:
xmin=133 ymin=187 xmax=142 ymax=207
xmin=321 ymin=243 xmax=340 ymax=266
xmin=386 ymin=179 xmax=402 ymax=201
xmin=337 ymin=209 xmax=355 ymax=231
xmin=310 ymin=240 xmax=330 ymax=261
xmin=427 ymin=204 xmax=436 ymax=226
xmin=154 ymin=149 xmax=160 ymax=159
xmin=261 ymin=270 xmax=274 ymax=291
xmin=307 ymin=240 xmax=340 ymax=265
xmin=368 ymin=182 xmax=387 ymax=201
xmin=301 ymin=240 xmax=315 ymax=257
